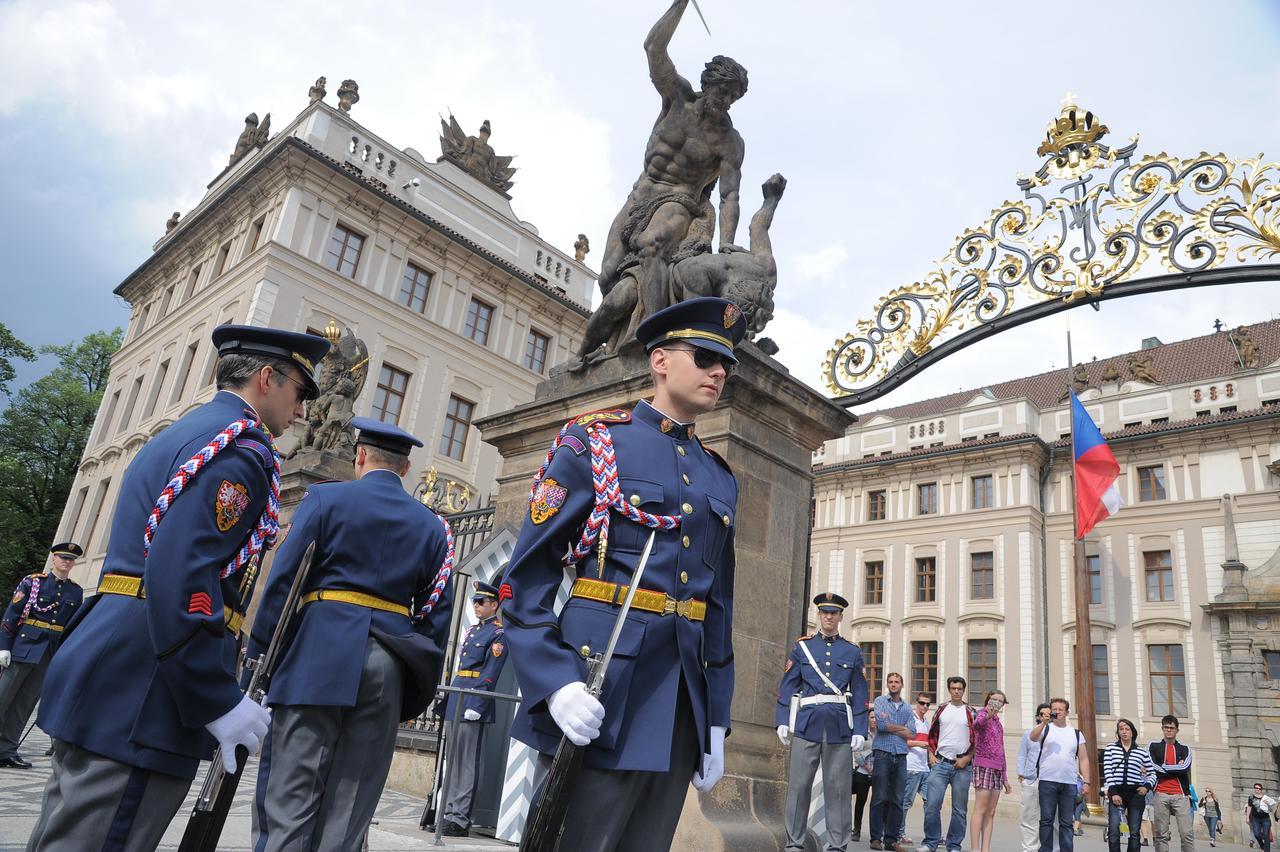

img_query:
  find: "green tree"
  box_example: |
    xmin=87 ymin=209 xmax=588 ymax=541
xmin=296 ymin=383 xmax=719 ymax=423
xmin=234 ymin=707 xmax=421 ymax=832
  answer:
xmin=0 ymin=321 xmax=35 ymax=397
xmin=0 ymin=328 xmax=122 ymax=596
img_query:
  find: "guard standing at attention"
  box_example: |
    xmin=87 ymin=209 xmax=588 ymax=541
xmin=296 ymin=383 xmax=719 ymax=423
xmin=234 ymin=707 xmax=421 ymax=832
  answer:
xmin=437 ymin=580 xmax=508 ymax=838
xmin=502 ymin=296 xmax=745 ymax=850
xmin=776 ymin=592 xmax=870 ymax=852
xmin=0 ymin=542 xmax=84 ymax=769
xmin=26 ymin=324 xmax=330 ymax=851
xmin=250 ymin=416 xmax=454 ymax=852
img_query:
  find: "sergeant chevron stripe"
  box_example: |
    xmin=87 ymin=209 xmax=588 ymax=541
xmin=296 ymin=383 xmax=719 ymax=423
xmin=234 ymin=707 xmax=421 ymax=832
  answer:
xmin=529 ymin=417 xmax=682 ymax=566
xmin=142 ymin=418 xmax=282 ymax=579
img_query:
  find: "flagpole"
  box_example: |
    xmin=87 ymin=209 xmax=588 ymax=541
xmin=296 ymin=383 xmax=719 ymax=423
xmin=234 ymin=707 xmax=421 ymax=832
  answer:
xmin=1066 ymin=328 xmax=1102 ymax=807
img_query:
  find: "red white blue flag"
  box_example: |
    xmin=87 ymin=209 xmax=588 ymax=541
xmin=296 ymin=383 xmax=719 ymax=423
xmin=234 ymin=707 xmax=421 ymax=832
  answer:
xmin=1071 ymin=390 xmax=1122 ymax=538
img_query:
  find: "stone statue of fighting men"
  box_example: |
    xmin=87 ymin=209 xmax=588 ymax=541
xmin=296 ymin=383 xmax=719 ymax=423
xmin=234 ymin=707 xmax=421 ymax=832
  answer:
xmin=571 ymin=0 xmax=749 ymax=368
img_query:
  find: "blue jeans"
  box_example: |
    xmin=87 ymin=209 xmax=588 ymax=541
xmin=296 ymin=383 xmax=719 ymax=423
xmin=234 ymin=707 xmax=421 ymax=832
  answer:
xmin=922 ymin=758 xmax=972 ymax=850
xmin=1039 ymin=779 xmax=1077 ymax=852
xmin=1202 ymin=815 xmax=1218 ymax=842
xmin=902 ymin=769 xmax=929 ymax=818
xmin=1109 ymin=796 xmax=1145 ymax=852
xmin=870 ymin=751 xmax=907 ymax=842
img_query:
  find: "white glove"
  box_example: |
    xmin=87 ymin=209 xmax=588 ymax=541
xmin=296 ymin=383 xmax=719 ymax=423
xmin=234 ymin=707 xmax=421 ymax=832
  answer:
xmin=850 ymin=734 xmax=866 ymax=752
xmin=776 ymin=724 xmax=790 ymax=746
xmin=463 ymin=708 xmax=482 ymax=722
xmin=547 ymin=681 xmax=604 ymax=746
xmin=0 ymin=650 xmax=10 ymax=668
xmin=692 ymin=725 xmax=727 ymax=792
xmin=204 ymin=695 xmax=271 ymax=773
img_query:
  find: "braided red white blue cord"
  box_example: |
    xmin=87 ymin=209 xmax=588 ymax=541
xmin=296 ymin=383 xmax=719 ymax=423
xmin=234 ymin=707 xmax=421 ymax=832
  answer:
xmin=529 ymin=418 xmax=681 ymax=566
xmin=415 ymin=514 xmax=455 ymax=618
xmin=143 ymin=418 xmax=282 ymax=579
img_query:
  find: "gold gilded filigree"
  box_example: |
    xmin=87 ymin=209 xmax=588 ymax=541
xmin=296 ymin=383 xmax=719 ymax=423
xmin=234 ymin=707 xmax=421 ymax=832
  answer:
xmin=824 ymin=104 xmax=1280 ymax=397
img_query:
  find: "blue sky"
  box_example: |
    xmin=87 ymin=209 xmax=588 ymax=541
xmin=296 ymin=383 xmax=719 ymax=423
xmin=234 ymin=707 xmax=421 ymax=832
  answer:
xmin=3 ymin=0 xmax=1279 ymax=411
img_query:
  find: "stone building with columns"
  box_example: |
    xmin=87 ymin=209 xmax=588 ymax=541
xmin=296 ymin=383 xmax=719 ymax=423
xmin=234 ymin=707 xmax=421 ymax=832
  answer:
xmin=810 ymin=321 xmax=1280 ymax=831
xmin=52 ymin=80 xmax=592 ymax=589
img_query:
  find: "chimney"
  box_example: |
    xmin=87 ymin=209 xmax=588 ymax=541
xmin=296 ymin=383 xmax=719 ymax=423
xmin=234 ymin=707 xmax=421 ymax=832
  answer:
xmin=1141 ymin=336 xmax=1162 ymax=350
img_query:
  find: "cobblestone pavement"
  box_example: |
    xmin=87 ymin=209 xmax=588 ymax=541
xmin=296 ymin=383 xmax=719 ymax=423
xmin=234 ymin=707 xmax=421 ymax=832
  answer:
xmin=1 ymin=726 xmax=1257 ymax=850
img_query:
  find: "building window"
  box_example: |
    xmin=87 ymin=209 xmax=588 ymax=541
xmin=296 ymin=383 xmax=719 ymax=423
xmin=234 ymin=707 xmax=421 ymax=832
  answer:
xmin=915 ymin=556 xmax=936 ymax=603
xmin=439 ymin=394 xmax=475 ymax=461
xmin=917 ymin=482 xmax=938 ymax=515
xmin=397 ymin=263 xmax=432 ymax=313
xmin=214 ymin=240 xmax=233 ymax=277
xmin=862 ymin=641 xmax=884 ymax=695
xmin=971 ymin=475 xmax=993 ymax=509
xmin=1087 ymin=554 xmax=1103 ymax=605
xmin=1148 ymin=644 xmax=1187 ymax=717
xmin=1138 ymin=465 xmax=1166 ymax=501
xmin=1220 ymin=405 xmax=1236 ymax=414
xmin=911 ymin=640 xmax=938 ymax=700
xmin=372 ymin=364 xmax=410 ymax=425
xmin=967 ymin=639 xmax=997 ymax=698
xmin=82 ymin=477 xmax=113 ymax=552
xmin=1092 ymin=644 xmax=1111 ymax=715
xmin=867 ymin=490 xmax=886 ymax=521
xmin=181 ymin=263 xmax=202 ymax=302
xmin=97 ymin=390 xmax=121 ymax=446
xmin=249 ymin=215 xmax=266 ymax=252
xmin=171 ymin=342 xmax=199 ymax=405
xmin=325 ymin=223 xmax=365 ymax=278
xmin=524 ymin=329 xmax=551 ymax=373
xmin=464 ymin=298 xmax=494 ymax=345
xmin=1144 ymin=550 xmax=1174 ymax=602
xmin=864 ymin=560 xmax=884 ymax=605
xmin=158 ymin=284 xmax=176 ymax=318
xmin=1195 ymin=409 xmax=1211 ymax=418
xmin=1265 ymin=650 xmax=1280 ymax=680
xmin=116 ymin=376 xmax=144 ymax=435
xmin=142 ymin=359 xmax=170 ymax=421
xmin=970 ymin=552 xmax=994 ymax=600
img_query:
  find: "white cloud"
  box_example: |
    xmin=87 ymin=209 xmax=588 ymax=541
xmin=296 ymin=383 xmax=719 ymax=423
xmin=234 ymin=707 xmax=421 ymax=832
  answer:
xmin=793 ymin=242 xmax=850 ymax=280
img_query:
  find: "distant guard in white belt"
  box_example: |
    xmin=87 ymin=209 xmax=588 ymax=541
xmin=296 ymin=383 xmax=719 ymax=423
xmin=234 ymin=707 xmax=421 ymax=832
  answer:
xmin=775 ymin=592 xmax=870 ymax=852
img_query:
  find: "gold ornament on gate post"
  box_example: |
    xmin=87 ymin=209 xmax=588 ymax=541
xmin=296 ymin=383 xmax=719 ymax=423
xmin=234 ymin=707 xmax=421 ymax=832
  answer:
xmin=416 ymin=466 xmax=473 ymax=514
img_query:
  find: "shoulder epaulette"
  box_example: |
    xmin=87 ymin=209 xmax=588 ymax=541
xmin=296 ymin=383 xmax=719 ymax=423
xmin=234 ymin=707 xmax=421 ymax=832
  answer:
xmin=796 ymin=633 xmax=813 ymax=643
xmin=697 ymin=438 xmax=733 ymax=473
xmin=234 ymin=435 xmax=276 ymax=470
xmin=573 ymin=409 xmax=631 ymax=428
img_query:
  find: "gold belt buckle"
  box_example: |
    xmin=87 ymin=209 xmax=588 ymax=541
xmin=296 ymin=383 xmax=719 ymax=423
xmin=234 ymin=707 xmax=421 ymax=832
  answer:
xmin=675 ymin=599 xmax=694 ymax=620
xmin=662 ymin=597 xmax=679 ymax=616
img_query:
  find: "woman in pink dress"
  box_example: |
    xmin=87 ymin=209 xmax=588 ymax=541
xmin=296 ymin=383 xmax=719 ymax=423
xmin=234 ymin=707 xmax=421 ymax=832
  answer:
xmin=969 ymin=690 xmax=1012 ymax=852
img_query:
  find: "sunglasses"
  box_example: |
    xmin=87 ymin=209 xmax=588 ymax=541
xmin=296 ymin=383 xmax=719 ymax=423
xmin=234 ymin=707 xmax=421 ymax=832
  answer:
xmin=663 ymin=346 xmax=735 ymax=374
xmin=916 ymin=701 xmax=930 ymax=707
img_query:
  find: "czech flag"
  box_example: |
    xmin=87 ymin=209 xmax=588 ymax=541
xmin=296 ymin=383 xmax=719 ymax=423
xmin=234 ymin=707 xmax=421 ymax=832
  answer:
xmin=1071 ymin=390 xmax=1122 ymax=538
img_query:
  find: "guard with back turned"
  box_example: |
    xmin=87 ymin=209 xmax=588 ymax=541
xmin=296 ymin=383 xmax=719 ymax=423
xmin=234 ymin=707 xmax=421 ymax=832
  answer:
xmin=776 ymin=592 xmax=870 ymax=852
xmin=437 ymin=580 xmax=508 ymax=837
xmin=502 ymin=296 xmax=745 ymax=851
xmin=0 ymin=542 xmax=84 ymax=769
xmin=250 ymin=416 xmax=454 ymax=851
xmin=26 ymin=324 xmax=330 ymax=852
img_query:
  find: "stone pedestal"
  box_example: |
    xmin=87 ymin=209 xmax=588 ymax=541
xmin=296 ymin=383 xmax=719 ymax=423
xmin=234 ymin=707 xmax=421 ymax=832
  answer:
xmin=475 ymin=342 xmax=853 ymax=850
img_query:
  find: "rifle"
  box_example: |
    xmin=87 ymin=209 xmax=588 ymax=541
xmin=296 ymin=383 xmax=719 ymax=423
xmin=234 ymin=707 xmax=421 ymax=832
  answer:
xmin=177 ymin=541 xmax=316 ymax=852
xmin=519 ymin=531 xmax=657 ymax=852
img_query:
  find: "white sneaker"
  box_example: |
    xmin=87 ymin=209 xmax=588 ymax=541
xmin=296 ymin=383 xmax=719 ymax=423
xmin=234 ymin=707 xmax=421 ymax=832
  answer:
xmin=916 ymin=846 xmax=934 ymax=852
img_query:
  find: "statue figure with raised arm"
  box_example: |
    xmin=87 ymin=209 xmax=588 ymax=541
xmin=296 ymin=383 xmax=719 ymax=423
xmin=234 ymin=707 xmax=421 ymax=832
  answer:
xmin=571 ymin=0 xmax=749 ymax=368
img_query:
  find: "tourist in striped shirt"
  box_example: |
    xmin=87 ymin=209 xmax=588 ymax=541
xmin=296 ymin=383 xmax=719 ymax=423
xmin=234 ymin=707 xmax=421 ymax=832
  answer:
xmin=1103 ymin=718 xmax=1156 ymax=852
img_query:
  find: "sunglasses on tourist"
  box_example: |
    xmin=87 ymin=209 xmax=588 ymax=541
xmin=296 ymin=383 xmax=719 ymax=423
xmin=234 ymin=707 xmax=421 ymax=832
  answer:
xmin=662 ymin=346 xmax=735 ymax=374
xmin=917 ymin=701 xmax=929 ymax=707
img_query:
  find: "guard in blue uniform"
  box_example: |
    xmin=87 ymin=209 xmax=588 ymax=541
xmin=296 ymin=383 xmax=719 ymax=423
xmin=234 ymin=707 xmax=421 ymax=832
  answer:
xmin=503 ymin=297 xmax=745 ymax=850
xmin=251 ymin=416 xmax=454 ymax=852
xmin=27 ymin=324 xmax=329 ymax=852
xmin=775 ymin=592 xmax=870 ymax=852
xmin=0 ymin=542 xmax=84 ymax=768
xmin=438 ymin=580 xmax=507 ymax=837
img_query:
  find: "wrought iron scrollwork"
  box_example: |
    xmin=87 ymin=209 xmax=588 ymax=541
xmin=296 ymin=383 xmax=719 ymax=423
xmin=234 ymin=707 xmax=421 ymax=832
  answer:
xmin=825 ymin=99 xmax=1280 ymax=399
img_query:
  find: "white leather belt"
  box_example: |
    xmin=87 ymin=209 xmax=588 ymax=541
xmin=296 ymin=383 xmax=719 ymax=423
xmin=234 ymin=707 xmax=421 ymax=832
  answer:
xmin=799 ymin=694 xmax=849 ymax=707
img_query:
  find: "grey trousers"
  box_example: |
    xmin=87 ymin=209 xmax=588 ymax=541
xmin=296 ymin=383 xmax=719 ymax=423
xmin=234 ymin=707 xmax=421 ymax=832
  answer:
xmin=1152 ymin=792 xmax=1194 ymax=852
xmin=253 ymin=636 xmax=404 ymax=852
xmin=784 ymin=736 xmax=853 ymax=852
xmin=26 ymin=740 xmax=191 ymax=852
xmin=442 ymin=720 xmax=484 ymax=828
xmin=533 ymin=682 xmax=699 ymax=852
xmin=0 ymin=654 xmax=49 ymax=757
